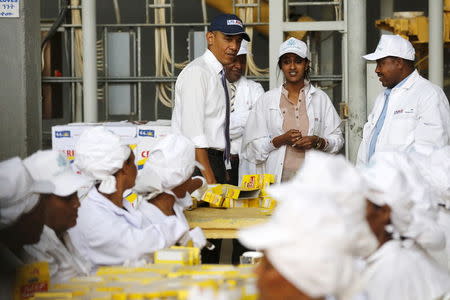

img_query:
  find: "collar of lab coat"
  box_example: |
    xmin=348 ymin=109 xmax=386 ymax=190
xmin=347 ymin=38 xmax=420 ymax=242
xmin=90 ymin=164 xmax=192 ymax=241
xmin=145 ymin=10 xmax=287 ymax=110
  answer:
xmin=87 ymin=187 xmax=143 ymax=228
xmin=391 ymin=70 xmax=419 ymax=91
xmin=203 ymin=49 xmax=224 ymax=75
xmin=268 ymin=83 xmax=317 ymax=110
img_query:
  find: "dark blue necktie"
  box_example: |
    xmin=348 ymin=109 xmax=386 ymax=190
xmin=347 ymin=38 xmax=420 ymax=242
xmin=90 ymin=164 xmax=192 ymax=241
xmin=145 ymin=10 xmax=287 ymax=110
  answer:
xmin=220 ymin=70 xmax=231 ymax=169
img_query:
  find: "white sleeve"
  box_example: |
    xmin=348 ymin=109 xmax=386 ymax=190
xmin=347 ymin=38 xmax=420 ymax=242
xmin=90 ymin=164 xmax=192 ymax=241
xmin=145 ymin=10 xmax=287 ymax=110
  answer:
xmin=173 ymin=67 xmax=209 ymax=148
xmin=75 ymin=210 xmax=188 ymax=266
xmin=320 ymin=95 xmax=344 ymax=154
xmin=241 ymin=95 xmax=277 ymax=163
xmin=414 ymin=88 xmax=450 ymax=149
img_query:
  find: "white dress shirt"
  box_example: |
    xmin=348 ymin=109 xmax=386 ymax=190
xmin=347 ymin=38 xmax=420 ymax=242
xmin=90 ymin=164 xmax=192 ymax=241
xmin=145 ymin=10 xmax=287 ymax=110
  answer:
xmin=171 ymin=49 xmax=227 ymax=149
xmin=357 ymin=70 xmax=450 ymax=166
xmin=68 ymin=187 xmax=188 ymax=270
xmin=23 ymin=225 xmax=91 ymax=283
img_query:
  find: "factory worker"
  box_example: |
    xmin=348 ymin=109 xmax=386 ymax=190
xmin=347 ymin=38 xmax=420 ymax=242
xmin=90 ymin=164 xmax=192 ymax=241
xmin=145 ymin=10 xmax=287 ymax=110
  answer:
xmin=171 ymin=14 xmax=250 ymax=185
xmin=20 ymin=150 xmax=93 ymax=283
xmin=224 ymin=40 xmax=265 ymax=264
xmin=357 ymin=34 xmax=450 ymax=166
xmin=241 ymin=37 xmax=343 ymax=183
xmin=68 ymin=127 xmax=188 ymax=269
xmin=0 ymin=157 xmax=44 ymax=251
xmin=409 ymin=146 xmax=450 ymax=270
xmin=0 ymin=157 xmax=46 ymax=300
xmin=239 ymin=158 xmax=377 ymax=300
xmin=361 ymin=152 xmax=450 ymax=300
xmin=134 ymin=134 xmax=208 ymax=249
xmin=224 ymin=40 xmax=265 ymax=185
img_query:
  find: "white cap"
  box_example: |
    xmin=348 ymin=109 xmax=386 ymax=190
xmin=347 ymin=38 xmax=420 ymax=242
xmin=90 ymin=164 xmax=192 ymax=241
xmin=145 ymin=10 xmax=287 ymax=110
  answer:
xmin=239 ymin=151 xmax=377 ymax=298
xmin=75 ymin=126 xmax=131 ymax=194
xmin=0 ymin=157 xmax=39 ymax=227
xmin=134 ymin=134 xmax=202 ymax=200
xmin=237 ymin=40 xmax=248 ymax=56
xmin=278 ymin=37 xmax=310 ymax=60
xmin=362 ymin=152 xmax=445 ymax=250
xmin=23 ymin=150 xmax=92 ymax=197
xmin=363 ymin=34 xmax=415 ymax=61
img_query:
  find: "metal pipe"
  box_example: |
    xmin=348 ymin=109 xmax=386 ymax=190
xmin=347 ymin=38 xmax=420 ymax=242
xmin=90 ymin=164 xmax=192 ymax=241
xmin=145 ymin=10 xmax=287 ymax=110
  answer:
xmin=288 ymin=1 xmax=340 ymax=6
xmin=347 ymin=0 xmax=366 ymax=163
xmin=82 ymin=0 xmax=98 ymax=122
xmin=429 ymin=0 xmax=444 ymax=87
xmin=269 ymin=0 xmax=283 ymax=89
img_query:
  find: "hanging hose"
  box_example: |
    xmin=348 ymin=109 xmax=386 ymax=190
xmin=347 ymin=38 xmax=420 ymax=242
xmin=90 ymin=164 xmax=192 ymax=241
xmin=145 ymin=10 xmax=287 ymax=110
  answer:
xmin=154 ymin=0 xmax=174 ymax=107
xmin=112 ymin=0 xmax=121 ymax=24
xmin=235 ymin=0 xmax=269 ymax=76
xmin=41 ymin=0 xmax=70 ymax=50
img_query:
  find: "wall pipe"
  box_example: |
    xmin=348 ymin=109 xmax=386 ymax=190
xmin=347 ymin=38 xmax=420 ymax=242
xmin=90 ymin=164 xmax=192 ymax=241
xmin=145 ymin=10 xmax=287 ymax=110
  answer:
xmin=429 ymin=0 xmax=444 ymax=87
xmin=82 ymin=0 xmax=98 ymax=122
xmin=347 ymin=0 xmax=367 ymax=163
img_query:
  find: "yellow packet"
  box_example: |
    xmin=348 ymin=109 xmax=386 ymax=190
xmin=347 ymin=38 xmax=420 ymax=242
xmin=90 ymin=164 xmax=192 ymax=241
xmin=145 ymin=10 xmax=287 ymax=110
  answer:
xmin=14 ymin=262 xmax=50 ymax=300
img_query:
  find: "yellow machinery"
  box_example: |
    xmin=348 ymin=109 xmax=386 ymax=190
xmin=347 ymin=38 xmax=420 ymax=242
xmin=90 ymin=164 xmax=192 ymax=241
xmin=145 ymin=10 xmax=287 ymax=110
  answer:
xmin=374 ymin=0 xmax=450 ymax=71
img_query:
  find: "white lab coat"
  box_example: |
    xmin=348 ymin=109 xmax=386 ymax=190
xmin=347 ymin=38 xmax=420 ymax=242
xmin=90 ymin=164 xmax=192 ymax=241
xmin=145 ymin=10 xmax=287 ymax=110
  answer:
xmin=361 ymin=240 xmax=450 ymax=300
xmin=68 ymin=187 xmax=188 ymax=270
xmin=22 ymin=225 xmax=91 ymax=283
xmin=357 ymin=70 xmax=450 ymax=166
xmin=241 ymin=84 xmax=344 ymax=183
xmin=228 ymin=76 xmax=265 ymax=183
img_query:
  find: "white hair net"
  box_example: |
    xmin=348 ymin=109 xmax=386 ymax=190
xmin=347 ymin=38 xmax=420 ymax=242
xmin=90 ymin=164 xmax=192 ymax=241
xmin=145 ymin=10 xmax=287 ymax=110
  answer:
xmin=239 ymin=151 xmax=378 ymax=299
xmin=75 ymin=126 xmax=131 ymax=194
xmin=293 ymin=151 xmax=379 ymax=258
xmin=0 ymin=157 xmax=39 ymax=227
xmin=134 ymin=134 xmax=202 ymax=200
xmin=409 ymin=146 xmax=450 ymax=208
xmin=362 ymin=151 xmax=445 ymax=251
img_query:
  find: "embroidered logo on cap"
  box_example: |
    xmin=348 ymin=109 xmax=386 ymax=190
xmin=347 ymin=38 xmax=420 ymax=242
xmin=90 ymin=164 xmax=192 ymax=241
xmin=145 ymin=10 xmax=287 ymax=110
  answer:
xmin=227 ymin=19 xmax=243 ymax=27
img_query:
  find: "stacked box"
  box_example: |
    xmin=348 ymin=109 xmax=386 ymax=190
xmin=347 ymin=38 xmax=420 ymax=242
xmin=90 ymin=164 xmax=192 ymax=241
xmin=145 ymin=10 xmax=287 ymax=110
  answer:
xmin=52 ymin=122 xmax=138 ymax=163
xmin=136 ymin=121 xmax=172 ymax=170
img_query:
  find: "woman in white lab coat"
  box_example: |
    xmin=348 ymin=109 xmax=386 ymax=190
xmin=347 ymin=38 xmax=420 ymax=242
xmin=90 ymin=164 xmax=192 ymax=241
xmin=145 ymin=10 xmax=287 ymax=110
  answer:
xmin=68 ymin=127 xmax=188 ymax=270
xmin=241 ymin=37 xmax=343 ymax=183
xmin=21 ymin=150 xmax=93 ymax=283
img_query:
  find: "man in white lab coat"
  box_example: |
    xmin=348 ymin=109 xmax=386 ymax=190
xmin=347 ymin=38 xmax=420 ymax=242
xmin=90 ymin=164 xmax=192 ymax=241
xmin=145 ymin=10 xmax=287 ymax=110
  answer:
xmin=68 ymin=127 xmax=188 ymax=270
xmin=224 ymin=40 xmax=265 ymax=186
xmin=21 ymin=150 xmax=93 ymax=283
xmin=357 ymin=34 xmax=450 ymax=165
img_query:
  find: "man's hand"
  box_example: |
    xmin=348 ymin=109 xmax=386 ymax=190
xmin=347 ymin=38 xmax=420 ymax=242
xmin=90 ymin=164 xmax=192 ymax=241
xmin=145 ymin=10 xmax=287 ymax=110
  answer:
xmin=272 ymin=129 xmax=302 ymax=148
xmin=195 ymin=148 xmax=217 ymax=184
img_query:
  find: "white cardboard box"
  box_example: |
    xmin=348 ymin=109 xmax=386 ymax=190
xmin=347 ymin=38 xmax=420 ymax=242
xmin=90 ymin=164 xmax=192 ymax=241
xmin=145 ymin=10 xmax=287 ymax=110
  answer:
xmin=136 ymin=123 xmax=172 ymax=169
xmin=52 ymin=122 xmax=138 ymax=162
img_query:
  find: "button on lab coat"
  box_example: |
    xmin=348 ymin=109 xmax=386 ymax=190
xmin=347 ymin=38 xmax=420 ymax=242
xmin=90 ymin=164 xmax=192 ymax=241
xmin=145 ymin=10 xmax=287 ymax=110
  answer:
xmin=241 ymin=84 xmax=344 ymax=183
xmin=68 ymin=187 xmax=188 ymax=270
xmin=357 ymin=70 xmax=450 ymax=166
xmin=22 ymin=225 xmax=91 ymax=283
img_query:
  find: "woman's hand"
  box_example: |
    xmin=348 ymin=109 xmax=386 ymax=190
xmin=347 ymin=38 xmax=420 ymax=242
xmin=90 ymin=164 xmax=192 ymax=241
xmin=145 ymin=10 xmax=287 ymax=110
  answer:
xmin=272 ymin=129 xmax=302 ymax=148
xmin=294 ymin=135 xmax=325 ymax=150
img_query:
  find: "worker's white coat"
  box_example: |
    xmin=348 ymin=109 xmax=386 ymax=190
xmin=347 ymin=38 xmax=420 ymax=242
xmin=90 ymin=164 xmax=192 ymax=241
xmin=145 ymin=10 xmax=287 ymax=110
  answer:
xmin=228 ymin=76 xmax=265 ymax=182
xmin=241 ymin=84 xmax=344 ymax=183
xmin=357 ymin=70 xmax=450 ymax=166
xmin=23 ymin=225 xmax=91 ymax=283
xmin=361 ymin=240 xmax=450 ymax=300
xmin=68 ymin=187 xmax=188 ymax=270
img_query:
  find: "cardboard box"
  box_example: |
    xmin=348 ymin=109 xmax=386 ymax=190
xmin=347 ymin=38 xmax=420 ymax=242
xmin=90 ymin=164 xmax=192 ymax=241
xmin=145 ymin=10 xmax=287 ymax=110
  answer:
xmin=52 ymin=122 xmax=138 ymax=163
xmin=136 ymin=123 xmax=172 ymax=169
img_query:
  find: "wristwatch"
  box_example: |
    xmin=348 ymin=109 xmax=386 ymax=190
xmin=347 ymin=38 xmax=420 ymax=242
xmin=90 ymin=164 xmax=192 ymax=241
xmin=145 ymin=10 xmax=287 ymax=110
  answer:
xmin=315 ymin=137 xmax=323 ymax=150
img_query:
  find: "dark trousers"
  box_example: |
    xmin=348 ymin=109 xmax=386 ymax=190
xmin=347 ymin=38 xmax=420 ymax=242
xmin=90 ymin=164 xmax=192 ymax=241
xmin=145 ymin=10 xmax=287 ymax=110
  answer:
xmin=194 ymin=149 xmax=246 ymax=263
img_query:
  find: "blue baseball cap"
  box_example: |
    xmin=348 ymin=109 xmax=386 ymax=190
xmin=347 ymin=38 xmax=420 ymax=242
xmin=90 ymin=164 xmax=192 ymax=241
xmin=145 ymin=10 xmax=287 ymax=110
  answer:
xmin=209 ymin=14 xmax=250 ymax=42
